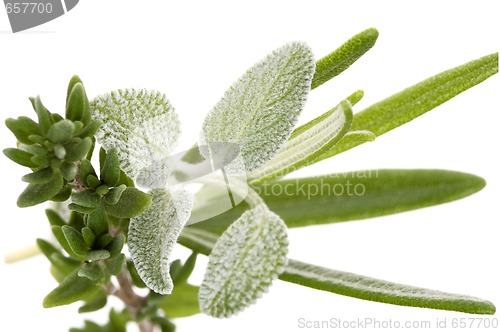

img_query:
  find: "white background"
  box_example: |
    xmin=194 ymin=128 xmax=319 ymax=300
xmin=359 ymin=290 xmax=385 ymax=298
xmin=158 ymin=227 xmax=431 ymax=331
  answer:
xmin=0 ymin=1 xmax=498 ymax=331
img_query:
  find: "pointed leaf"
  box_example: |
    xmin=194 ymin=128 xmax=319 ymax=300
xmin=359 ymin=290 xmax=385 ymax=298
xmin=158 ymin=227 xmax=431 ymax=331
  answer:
xmin=3 ymin=148 xmax=37 ymax=168
xmin=199 ymin=207 xmax=288 ymax=317
xmin=43 ymin=269 xmax=102 ymax=308
xmin=5 ymin=116 xmax=41 ymax=144
xmin=200 ymin=42 xmax=315 ymax=172
xmin=312 ymin=28 xmax=378 ymax=89
xmin=106 ymin=234 xmax=125 ymax=258
xmin=17 ymin=170 xmax=64 ymax=207
xmin=45 ymin=209 xmax=66 ymax=227
xmin=173 ymin=252 xmax=197 ymax=285
xmin=100 ymin=148 xmax=120 ymax=187
xmin=65 ymin=137 xmax=93 ymax=162
xmin=66 ymin=82 xmax=90 ymax=124
xmin=193 ymin=169 xmax=486 ymax=234
xmin=249 ymin=100 xmax=352 ymax=185
xmin=62 ymin=225 xmax=90 ymax=257
xmin=106 ymin=253 xmax=126 ymax=276
xmin=72 ymin=190 xmax=101 ymax=208
xmin=128 ymin=188 xmax=193 ymax=294
xmin=104 ymin=187 xmax=152 ymax=218
xmin=33 ymin=96 xmax=53 ymax=135
xmin=78 ymin=291 xmax=107 ymax=313
xmin=52 ymin=225 xmax=86 ymax=260
xmin=22 ymin=168 xmax=54 ymax=184
xmin=86 ymin=250 xmax=110 ymax=261
xmin=281 ymin=259 xmax=496 ymax=314
xmin=37 ymin=239 xmax=81 ymax=275
xmin=90 ymin=89 xmax=180 ymax=178
xmin=318 ymin=53 xmax=499 ymax=161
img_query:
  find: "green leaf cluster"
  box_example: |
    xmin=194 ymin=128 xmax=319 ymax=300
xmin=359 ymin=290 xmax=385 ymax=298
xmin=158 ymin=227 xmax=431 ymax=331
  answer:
xmin=4 ymin=76 xmax=103 ymax=207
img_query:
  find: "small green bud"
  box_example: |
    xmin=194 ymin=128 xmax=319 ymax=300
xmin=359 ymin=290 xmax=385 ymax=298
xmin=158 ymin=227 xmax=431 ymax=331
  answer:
xmin=86 ymin=205 xmax=109 ymax=235
xmin=81 ymin=227 xmax=96 ymax=247
xmin=95 ymin=184 xmax=110 ymax=196
xmin=60 ymin=161 xmax=78 ymax=181
xmin=68 ymin=203 xmax=96 ymax=214
xmin=53 ymin=144 xmax=66 ymax=159
xmin=47 ymin=119 xmax=75 ymax=144
xmin=86 ymin=250 xmax=110 ymax=261
xmin=79 ymin=159 xmax=97 ymax=187
xmin=100 ymin=148 xmax=120 ymax=187
xmin=106 ymin=234 xmax=125 ymax=258
xmin=75 ymin=119 xmax=103 ymax=138
xmin=106 ymin=253 xmax=125 ymax=276
xmin=27 ymin=134 xmax=46 ymax=145
xmin=86 ymin=174 xmax=102 ymax=189
xmin=78 ymin=262 xmax=102 ymax=280
xmin=62 ymin=225 xmax=90 ymax=257
xmin=96 ymin=234 xmax=113 ymax=248
xmin=103 ymin=184 xmax=127 ymax=205
xmin=65 ymin=137 xmax=92 ymax=162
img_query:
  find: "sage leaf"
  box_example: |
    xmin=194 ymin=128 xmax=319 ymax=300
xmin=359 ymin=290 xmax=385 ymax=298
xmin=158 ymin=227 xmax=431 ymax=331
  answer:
xmin=312 ymin=28 xmax=379 ymax=89
xmin=43 ymin=269 xmax=102 ymax=308
xmin=281 ymin=259 xmax=496 ymax=315
xmin=318 ymin=53 xmax=499 ymax=161
xmin=90 ymin=89 xmax=180 ymax=178
xmin=104 ymin=187 xmax=152 ymax=219
xmin=200 ymin=42 xmax=315 ymax=172
xmin=199 ymin=206 xmax=288 ymax=318
xmin=249 ymin=100 xmax=352 ymax=185
xmin=128 ymin=188 xmax=193 ymax=294
xmin=192 ymin=169 xmax=486 ymax=234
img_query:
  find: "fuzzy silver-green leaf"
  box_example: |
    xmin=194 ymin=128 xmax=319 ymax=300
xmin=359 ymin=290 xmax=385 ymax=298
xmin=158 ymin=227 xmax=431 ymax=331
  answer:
xmin=200 ymin=42 xmax=315 ymax=172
